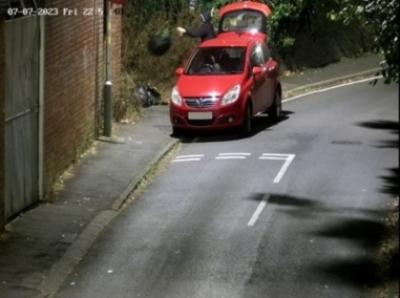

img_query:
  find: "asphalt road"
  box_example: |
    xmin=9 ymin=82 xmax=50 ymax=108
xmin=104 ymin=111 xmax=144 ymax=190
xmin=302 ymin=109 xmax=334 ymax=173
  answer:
xmin=55 ymin=80 xmax=398 ymax=298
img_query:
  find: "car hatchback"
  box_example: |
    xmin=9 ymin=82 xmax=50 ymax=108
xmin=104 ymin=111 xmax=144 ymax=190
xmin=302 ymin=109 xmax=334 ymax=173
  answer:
xmin=170 ymin=35 xmax=282 ymax=135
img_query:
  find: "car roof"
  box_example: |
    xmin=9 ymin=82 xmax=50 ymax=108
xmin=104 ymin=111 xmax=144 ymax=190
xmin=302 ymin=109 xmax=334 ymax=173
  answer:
xmin=200 ymin=33 xmax=258 ymax=48
xmin=219 ymin=1 xmax=272 ymax=18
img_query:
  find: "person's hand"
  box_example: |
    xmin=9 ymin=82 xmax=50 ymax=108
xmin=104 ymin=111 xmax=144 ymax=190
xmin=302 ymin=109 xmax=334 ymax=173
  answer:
xmin=176 ymin=27 xmax=186 ymax=36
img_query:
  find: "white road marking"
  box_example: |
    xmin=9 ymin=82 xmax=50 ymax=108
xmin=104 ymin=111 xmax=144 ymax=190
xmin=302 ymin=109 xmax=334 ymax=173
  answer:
xmin=172 ymin=154 xmax=204 ymax=163
xmin=260 ymin=153 xmax=296 ymax=183
xmin=176 ymin=155 xmax=204 ymax=158
xmin=248 ymin=195 xmax=269 ymax=227
xmin=283 ymin=76 xmax=383 ymax=103
xmin=216 ymin=152 xmax=251 ymax=160
xmin=172 ymin=153 xmax=295 ymax=181
xmin=259 ymin=156 xmax=287 ymax=160
xmin=172 ymin=158 xmax=201 ymax=163
xmin=216 ymin=156 xmax=247 ymax=160
xmin=273 ymin=154 xmax=295 ymax=183
xmin=219 ymin=153 xmax=252 ymax=156
xmin=260 ymin=153 xmax=293 ymax=156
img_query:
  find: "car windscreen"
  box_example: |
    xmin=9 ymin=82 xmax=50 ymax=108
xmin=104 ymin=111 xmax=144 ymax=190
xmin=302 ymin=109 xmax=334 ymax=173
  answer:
xmin=186 ymin=47 xmax=247 ymax=75
xmin=220 ymin=10 xmax=265 ymax=33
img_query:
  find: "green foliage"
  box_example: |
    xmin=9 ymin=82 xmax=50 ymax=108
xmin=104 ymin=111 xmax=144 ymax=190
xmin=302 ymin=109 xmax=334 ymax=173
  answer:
xmin=327 ymin=0 xmax=399 ymax=83
xmin=123 ymin=10 xmax=196 ymax=83
xmin=364 ymin=0 xmax=399 ymax=84
xmin=267 ymin=0 xmax=302 ymax=54
xmin=204 ymin=0 xmax=232 ymax=9
xmin=114 ymin=71 xmax=141 ymax=121
xmin=267 ymin=1 xmax=372 ymax=63
xmin=119 ymin=0 xmax=198 ymax=119
xmin=124 ymin=0 xmax=187 ymax=25
xmin=121 ymin=0 xmax=396 ymax=103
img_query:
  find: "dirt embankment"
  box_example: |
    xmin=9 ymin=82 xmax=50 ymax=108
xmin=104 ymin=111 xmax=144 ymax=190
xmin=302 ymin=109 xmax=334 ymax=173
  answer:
xmin=281 ymin=23 xmax=373 ymax=70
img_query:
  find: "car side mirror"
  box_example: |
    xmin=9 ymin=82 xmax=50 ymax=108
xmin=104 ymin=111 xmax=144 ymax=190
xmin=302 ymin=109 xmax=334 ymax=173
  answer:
xmin=266 ymin=59 xmax=278 ymax=75
xmin=252 ymin=66 xmax=263 ymax=76
xmin=175 ymin=67 xmax=184 ymax=76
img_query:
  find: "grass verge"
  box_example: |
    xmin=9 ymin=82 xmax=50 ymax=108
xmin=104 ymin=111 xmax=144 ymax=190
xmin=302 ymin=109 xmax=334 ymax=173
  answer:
xmin=373 ymin=197 xmax=399 ymax=298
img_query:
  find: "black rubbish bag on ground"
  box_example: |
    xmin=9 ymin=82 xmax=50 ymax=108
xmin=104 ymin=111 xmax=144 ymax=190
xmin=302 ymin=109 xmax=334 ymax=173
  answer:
xmin=135 ymin=84 xmax=161 ymax=107
xmin=148 ymin=29 xmax=172 ymax=56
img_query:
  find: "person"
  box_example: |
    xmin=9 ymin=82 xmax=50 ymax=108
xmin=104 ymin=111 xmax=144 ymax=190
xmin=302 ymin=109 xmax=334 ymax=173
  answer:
xmin=176 ymin=8 xmax=216 ymax=42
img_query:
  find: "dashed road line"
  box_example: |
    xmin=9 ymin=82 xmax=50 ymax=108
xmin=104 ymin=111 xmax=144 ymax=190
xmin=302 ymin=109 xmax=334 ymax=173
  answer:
xmin=259 ymin=156 xmax=287 ymax=160
xmin=248 ymin=194 xmax=269 ymax=227
xmin=172 ymin=158 xmax=202 ymax=163
xmin=172 ymin=154 xmax=204 ymax=163
xmin=259 ymin=153 xmax=293 ymax=157
xmin=216 ymin=156 xmax=247 ymax=160
xmin=216 ymin=152 xmax=251 ymax=160
xmin=172 ymin=153 xmax=296 ymax=183
xmin=176 ymin=154 xmax=204 ymax=158
xmin=219 ymin=153 xmax=252 ymax=156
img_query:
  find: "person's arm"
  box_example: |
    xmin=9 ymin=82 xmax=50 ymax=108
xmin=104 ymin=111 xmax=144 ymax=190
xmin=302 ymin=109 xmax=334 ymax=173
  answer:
xmin=185 ymin=25 xmax=208 ymax=38
xmin=176 ymin=24 xmax=208 ymax=39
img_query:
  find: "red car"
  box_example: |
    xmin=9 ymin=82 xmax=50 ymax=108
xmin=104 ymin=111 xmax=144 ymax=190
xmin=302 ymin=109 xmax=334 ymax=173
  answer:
xmin=169 ymin=1 xmax=281 ymax=135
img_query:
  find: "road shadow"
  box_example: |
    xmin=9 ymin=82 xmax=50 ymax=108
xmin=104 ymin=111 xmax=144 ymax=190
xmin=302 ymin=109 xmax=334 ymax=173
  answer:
xmin=313 ymin=257 xmax=382 ymax=287
xmin=356 ymin=119 xmax=399 ymax=195
xmin=173 ymin=110 xmax=293 ymax=143
xmin=356 ymin=120 xmax=399 ymax=149
xmin=379 ymin=168 xmax=399 ymax=196
xmin=356 ymin=120 xmax=399 ymax=133
xmin=361 ymin=120 xmax=399 ymax=196
xmin=246 ymin=192 xmax=396 ymax=290
xmin=312 ymin=218 xmax=385 ymax=249
xmin=248 ymin=193 xmax=320 ymax=208
xmin=374 ymin=139 xmax=399 ymax=149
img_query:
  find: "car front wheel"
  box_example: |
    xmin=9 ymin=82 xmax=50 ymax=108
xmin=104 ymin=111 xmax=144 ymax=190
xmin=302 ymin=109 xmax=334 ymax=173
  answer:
xmin=172 ymin=126 xmax=182 ymax=137
xmin=241 ymin=103 xmax=252 ymax=136
xmin=269 ymin=91 xmax=282 ymax=122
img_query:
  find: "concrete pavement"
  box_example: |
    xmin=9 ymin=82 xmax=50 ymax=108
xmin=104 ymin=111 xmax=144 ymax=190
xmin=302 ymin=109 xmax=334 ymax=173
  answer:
xmin=0 ymin=53 xmax=384 ymax=298
xmin=282 ymin=53 xmax=381 ymax=96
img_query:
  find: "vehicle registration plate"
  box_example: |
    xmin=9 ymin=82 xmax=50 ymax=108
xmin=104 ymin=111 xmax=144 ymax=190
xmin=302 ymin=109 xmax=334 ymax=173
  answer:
xmin=188 ymin=112 xmax=213 ymax=120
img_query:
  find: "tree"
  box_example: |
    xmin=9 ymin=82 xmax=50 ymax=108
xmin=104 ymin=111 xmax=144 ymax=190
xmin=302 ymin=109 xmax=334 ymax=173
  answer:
xmin=363 ymin=0 xmax=399 ymax=84
xmin=207 ymin=0 xmax=398 ymax=82
xmin=268 ymin=0 xmax=399 ymax=83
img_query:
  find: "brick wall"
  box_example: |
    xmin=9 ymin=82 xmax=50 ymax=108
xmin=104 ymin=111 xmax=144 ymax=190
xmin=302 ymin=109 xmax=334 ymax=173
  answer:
xmin=0 ymin=22 xmax=4 ymax=231
xmin=44 ymin=0 xmax=105 ymax=194
xmin=0 ymin=0 xmax=124 ymax=209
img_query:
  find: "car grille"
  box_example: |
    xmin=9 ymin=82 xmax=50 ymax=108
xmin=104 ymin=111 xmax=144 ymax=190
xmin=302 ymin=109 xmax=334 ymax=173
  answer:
xmin=185 ymin=97 xmax=218 ymax=108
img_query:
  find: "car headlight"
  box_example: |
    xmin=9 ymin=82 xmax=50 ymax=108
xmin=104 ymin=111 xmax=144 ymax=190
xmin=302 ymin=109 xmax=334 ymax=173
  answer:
xmin=222 ymin=85 xmax=241 ymax=106
xmin=171 ymin=86 xmax=182 ymax=106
